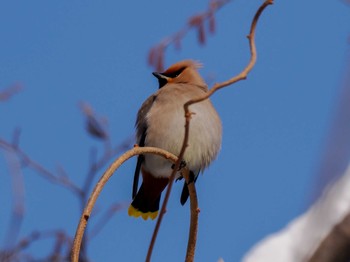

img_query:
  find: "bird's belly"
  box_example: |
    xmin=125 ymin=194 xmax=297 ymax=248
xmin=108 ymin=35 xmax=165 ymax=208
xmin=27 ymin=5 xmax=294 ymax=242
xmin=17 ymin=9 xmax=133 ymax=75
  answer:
xmin=143 ymin=100 xmax=222 ymax=178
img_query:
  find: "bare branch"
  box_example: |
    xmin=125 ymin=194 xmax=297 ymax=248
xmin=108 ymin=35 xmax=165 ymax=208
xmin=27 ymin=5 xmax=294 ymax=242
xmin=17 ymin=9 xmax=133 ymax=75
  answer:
xmin=78 ymin=137 xmax=133 ymax=255
xmin=183 ymin=168 xmax=199 ymax=261
xmin=186 ymin=0 xmax=273 ymax=108
xmin=146 ymin=149 xmax=188 ymax=262
xmin=81 ymin=136 xmax=133 ymax=205
xmin=3 ymin=150 xmax=25 ymax=248
xmin=71 ymin=146 xmax=180 ymax=261
xmin=78 ymin=101 xmax=133 ymax=256
xmin=147 ymin=1 xmax=273 ymax=261
xmin=0 ymin=83 xmax=22 ymax=102
xmin=79 ymin=102 xmax=109 ymax=140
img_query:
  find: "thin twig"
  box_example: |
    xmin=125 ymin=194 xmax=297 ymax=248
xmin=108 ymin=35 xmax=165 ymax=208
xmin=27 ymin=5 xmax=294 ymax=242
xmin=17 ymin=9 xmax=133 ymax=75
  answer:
xmin=81 ymin=137 xmax=133 ymax=205
xmin=0 ymin=83 xmax=22 ymax=102
xmin=71 ymin=146 xmax=180 ymax=262
xmin=147 ymin=1 xmax=273 ymax=261
xmin=183 ymin=169 xmax=199 ymax=261
xmin=185 ymin=0 xmax=273 ymax=110
xmin=78 ymin=137 xmax=132 ymax=256
xmin=146 ymin=165 xmax=198 ymax=262
xmin=3 ymin=150 xmax=26 ymax=248
xmin=145 ymin=145 xmax=188 ymax=262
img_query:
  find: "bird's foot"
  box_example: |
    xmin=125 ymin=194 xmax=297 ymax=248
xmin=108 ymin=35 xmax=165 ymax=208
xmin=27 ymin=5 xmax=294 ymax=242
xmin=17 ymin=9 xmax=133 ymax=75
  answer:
xmin=173 ymin=160 xmax=187 ymax=182
xmin=171 ymin=160 xmax=187 ymax=171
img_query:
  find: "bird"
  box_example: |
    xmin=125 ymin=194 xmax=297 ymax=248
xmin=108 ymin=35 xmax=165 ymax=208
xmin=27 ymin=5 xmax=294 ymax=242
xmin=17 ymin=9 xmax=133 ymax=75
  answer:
xmin=128 ymin=60 xmax=222 ymax=220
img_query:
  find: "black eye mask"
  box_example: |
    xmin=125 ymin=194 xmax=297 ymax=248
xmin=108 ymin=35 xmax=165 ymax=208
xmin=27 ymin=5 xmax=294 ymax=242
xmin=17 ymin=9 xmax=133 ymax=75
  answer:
xmin=153 ymin=67 xmax=186 ymax=89
xmin=162 ymin=66 xmax=186 ymax=78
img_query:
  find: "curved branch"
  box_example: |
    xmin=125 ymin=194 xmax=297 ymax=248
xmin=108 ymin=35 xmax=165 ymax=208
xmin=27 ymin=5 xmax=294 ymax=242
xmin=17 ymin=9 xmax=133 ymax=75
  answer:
xmin=71 ymin=146 xmax=179 ymax=262
xmin=145 ymin=153 xmax=196 ymax=262
xmin=185 ymin=0 xmax=273 ymax=110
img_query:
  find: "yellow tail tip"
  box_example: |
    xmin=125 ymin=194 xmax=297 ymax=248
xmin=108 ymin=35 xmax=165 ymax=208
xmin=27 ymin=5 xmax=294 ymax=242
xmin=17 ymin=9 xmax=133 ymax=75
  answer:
xmin=128 ymin=205 xmax=158 ymax=220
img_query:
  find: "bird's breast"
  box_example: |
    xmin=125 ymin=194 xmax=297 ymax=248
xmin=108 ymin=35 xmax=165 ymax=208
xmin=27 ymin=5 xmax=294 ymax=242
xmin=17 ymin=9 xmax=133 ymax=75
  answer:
xmin=141 ymin=86 xmax=222 ymax=178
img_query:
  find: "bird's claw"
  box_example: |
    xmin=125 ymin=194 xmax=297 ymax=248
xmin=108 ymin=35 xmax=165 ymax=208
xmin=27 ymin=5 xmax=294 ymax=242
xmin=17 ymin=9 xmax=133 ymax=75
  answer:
xmin=171 ymin=160 xmax=187 ymax=171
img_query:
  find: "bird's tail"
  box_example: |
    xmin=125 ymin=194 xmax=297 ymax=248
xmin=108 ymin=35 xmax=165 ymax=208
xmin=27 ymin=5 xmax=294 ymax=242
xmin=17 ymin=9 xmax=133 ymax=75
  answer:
xmin=128 ymin=176 xmax=168 ymax=220
xmin=128 ymin=184 xmax=160 ymax=220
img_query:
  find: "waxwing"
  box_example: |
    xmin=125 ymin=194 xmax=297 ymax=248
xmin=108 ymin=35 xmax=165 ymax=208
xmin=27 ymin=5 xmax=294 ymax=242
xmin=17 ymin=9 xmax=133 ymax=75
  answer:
xmin=128 ymin=60 xmax=222 ymax=220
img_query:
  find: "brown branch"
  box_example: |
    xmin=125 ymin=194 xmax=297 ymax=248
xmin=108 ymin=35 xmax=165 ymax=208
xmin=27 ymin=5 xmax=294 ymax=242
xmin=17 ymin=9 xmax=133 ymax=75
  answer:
xmin=183 ymin=168 xmax=199 ymax=261
xmin=308 ymin=213 xmax=350 ymax=262
xmin=78 ymin=136 xmax=132 ymax=257
xmin=78 ymin=101 xmax=132 ymax=256
xmin=79 ymin=101 xmax=109 ymax=140
xmin=71 ymin=146 xmax=180 ymax=262
xmin=147 ymin=166 xmax=199 ymax=262
xmin=186 ymin=0 xmax=273 ymax=109
xmin=147 ymin=1 xmax=273 ymax=262
xmin=81 ymin=136 xmax=133 ymax=206
xmin=146 ymin=148 xmax=190 ymax=262
xmin=3 ymin=150 xmax=26 ymax=248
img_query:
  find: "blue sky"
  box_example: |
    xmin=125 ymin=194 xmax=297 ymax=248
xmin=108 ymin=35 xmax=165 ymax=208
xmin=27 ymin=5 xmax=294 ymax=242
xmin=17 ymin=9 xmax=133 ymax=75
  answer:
xmin=1 ymin=0 xmax=350 ymax=261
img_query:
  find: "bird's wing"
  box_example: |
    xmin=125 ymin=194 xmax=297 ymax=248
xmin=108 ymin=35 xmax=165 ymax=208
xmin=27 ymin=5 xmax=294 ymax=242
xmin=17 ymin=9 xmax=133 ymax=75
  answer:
xmin=132 ymin=94 xmax=157 ymax=199
xmin=132 ymin=132 xmax=146 ymax=198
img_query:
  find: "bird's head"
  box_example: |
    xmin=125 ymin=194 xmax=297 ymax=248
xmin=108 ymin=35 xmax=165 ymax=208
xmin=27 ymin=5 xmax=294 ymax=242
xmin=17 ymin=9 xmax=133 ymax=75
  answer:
xmin=152 ymin=60 xmax=206 ymax=89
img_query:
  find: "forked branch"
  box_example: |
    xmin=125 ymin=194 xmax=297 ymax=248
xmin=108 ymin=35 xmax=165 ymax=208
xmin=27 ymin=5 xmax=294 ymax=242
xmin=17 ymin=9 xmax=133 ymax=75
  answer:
xmin=147 ymin=1 xmax=273 ymax=262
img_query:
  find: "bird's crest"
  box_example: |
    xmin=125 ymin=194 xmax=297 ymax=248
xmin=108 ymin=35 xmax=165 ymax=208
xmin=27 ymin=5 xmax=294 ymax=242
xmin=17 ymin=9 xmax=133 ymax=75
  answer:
xmin=163 ymin=60 xmax=202 ymax=75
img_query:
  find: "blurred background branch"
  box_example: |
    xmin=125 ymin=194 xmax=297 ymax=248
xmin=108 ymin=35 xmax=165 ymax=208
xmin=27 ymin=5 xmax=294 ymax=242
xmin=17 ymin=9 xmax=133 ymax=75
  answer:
xmin=0 ymin=84 xmax=22 ymax=102
xmin=148 ymin=0 xmax=230 ymax=71
xmin=0 ymin=101 xmax=132 ymax=261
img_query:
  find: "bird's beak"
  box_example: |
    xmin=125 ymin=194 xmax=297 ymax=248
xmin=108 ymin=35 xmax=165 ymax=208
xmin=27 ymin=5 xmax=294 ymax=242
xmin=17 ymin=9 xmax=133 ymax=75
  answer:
xmin=152 ymin=72 xmax=168 ymax=89
xmin=152 ymin=72 xmax=166 ymax=80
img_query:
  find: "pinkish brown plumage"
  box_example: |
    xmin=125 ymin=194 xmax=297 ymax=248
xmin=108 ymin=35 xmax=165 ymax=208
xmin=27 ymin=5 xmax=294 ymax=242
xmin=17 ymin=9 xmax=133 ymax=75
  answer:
xmin=129 ymin=60 xmax=222 ymax=220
